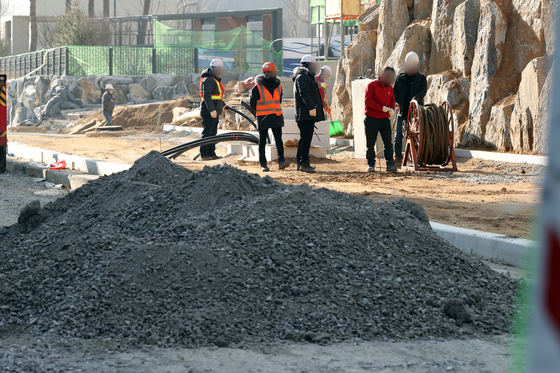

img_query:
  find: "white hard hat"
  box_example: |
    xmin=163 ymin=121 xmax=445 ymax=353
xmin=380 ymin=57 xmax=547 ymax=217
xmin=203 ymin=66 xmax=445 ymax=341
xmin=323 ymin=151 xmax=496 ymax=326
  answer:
xmin=405 ymin=52 xmax=420 ymax=66
xmin=301 ymin=55 xmax=317 ymax=64
xmin=105 ymin=84 xmax=114 ymax=90
xmin=320 ymin=65 xmax=332 ymax=76
xmin=210 ymin=58 xmax=224 ymax=68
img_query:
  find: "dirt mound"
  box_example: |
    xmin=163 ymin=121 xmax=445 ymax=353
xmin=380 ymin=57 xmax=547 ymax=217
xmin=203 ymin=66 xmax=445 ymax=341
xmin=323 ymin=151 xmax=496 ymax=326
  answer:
xmin=0 ymin=152 xmax=517 ymax=348
xmin=68 ymin=98 xmax=194 ymax=134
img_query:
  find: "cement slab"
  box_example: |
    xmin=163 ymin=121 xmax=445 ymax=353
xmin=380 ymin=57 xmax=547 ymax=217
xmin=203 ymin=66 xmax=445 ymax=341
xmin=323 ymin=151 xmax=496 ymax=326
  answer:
xmin=454 ymin=149 xmax=547 ymax=166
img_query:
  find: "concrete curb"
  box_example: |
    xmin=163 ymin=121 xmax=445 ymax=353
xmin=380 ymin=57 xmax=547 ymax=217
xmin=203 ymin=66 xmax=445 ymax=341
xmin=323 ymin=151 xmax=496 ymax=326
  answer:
xmin=6 ymin=159 xmax=101 ymax=190
xmin=454 ymin=149 xmax=547 ymax=166
xmin=430 ymin=222 xmax=534 ymax=267
xmin=7 ymin=143 xmax=131 ymax=176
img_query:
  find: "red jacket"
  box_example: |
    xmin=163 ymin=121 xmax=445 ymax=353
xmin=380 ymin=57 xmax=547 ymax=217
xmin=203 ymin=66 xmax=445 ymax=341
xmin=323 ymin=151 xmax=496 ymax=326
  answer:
xmin=364 ymin=79 xmax=395 ymax=119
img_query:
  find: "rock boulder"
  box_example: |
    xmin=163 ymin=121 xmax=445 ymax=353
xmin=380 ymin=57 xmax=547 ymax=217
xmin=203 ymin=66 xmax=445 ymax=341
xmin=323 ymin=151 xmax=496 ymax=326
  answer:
xmin=451 ymin=0 xmax=481 ymax=78
xmin=129 ymin=83 xmax=150 ymax=102
xmin=533 ymin=63 xmax=553 ymax=154
xmin=484 ymin=97 xmax=515 ymax=151
xmin=78 ymin=77 xmax=102 ymax=105
xmin=385 ymin=21 xmax=431 ymax=75
xmin=414 ymin=0 xmax=433 ymax=20
xmin=375 ymin=0 xmax=410 ymax=74
xmin=510 ymin=56 xmax=551 ymax=152
xmin=463 ymin=1 xmax=507 ymax=146
xmin=429 ymin=0 xmax=465 ymax=74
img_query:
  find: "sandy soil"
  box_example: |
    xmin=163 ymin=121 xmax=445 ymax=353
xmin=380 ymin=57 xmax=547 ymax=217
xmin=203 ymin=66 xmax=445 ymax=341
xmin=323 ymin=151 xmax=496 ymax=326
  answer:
xmin=8 ymin=133 xmax=542 ymax=238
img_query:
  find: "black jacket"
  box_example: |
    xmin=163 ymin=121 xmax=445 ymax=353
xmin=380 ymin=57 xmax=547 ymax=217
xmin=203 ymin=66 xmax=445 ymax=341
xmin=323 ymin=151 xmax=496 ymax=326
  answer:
xmin=292 ymin=67 xmax=325 ymax=122
xmin=200 ymin=68 xmax=225 ymax=115
xmin=249 ymin=74 xmax=284 ymax=130
xmin=394 ymin=72 xmax=427 ymax=116
xmin=102 ymin=91 xmax=115 ymax=112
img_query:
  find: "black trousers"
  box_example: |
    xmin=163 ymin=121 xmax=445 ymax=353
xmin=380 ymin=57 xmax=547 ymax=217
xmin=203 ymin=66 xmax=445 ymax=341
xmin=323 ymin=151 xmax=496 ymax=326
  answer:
xmin=297 ymin=120 xmax=315 ymax=164
xmin=200 ymin=111 xmax=219 ymax=157
xmin=259 ymin=127 xmax=285 ymax=166
xmin=365 ymin=116 xmax=393 ymax=166
xmin=0 ymin=145 xmax=5 ymax=173
xmin=394 ymin=114 xmax=406 ymax=159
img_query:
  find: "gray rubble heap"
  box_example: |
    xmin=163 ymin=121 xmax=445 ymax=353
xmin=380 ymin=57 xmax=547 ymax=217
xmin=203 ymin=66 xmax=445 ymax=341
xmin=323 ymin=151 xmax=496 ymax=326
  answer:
xmin=0 ymin=152 xmax=517 ymax=347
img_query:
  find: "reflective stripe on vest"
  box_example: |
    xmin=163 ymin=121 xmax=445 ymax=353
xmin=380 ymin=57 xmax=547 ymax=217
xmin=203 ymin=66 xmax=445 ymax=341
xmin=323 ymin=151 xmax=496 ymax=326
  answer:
xmin=199 ymin=77 xmax=224 ymax=101
xmin=256 ymin=84 xmax=282 ymax=116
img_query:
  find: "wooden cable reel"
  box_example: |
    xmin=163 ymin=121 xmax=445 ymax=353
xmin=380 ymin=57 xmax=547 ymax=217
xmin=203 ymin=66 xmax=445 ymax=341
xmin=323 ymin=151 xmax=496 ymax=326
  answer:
xmin=403 ymin=100 xmax=458 ymax=172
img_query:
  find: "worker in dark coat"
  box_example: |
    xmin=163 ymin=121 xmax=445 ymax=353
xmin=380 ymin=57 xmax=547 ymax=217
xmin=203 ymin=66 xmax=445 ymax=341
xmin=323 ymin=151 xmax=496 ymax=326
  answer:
xmin=292 ymin=54 xmax=325 ymax=173
xmin=249 ymin=62 xmax=290 ymax=172
xmin=393 ymin=51 xmax=428 ymax=167
xmin=199 ymin=58 xmax=227 ymax=161
xmin=101 ymin=84 xmax=116 ymax=127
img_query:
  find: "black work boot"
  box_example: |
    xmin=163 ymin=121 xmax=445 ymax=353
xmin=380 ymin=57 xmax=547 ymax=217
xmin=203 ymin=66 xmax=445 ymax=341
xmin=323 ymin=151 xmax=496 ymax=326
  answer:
xmin=386 ymin=159 xmax=397 ymax=173
xmin=261 ymin=164 xmax=270 ymax=172
xmin=278 ymin=159 xmax=290 ymax=170
xmin=299 ymin=161 xmax=316 ymax=173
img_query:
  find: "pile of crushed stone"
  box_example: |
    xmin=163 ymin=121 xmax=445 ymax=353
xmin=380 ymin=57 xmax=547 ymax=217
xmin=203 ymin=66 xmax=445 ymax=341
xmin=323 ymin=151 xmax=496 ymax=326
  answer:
xmin=0 ymin=152 xmax=518 ymax=348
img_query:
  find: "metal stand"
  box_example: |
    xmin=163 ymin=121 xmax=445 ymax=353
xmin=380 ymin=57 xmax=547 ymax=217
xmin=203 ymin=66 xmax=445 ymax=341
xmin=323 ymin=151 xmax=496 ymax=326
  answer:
xmin=403 ymin=100 xmax=457 ymax=172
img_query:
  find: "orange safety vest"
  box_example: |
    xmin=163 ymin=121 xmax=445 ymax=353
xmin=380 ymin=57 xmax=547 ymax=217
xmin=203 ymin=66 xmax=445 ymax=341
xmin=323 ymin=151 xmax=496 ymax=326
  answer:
xmin=199 ymin=76 xmax=225 ymax=101
xmin=256 ymin=84 xmax=282 ymax=116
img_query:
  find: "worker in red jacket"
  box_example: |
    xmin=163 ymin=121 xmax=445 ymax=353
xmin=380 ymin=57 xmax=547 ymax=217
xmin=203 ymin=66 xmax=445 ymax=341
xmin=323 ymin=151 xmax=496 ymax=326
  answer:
xmin=364 ymin=67 xmax=397 ymax=173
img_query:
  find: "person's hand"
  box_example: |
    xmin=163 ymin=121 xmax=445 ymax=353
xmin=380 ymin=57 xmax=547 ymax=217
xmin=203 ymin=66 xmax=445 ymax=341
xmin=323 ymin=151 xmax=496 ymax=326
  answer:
xmin=309 ymin=109 xmax=317 ymax=117
xmin=382 ymin=106 xmax=390 ymax=113
xmin=210 ymin=110 xmax=218 ymax=118
xmin=388 ymin=108 xmax=395 ymax=115
xmin=325 ymin=107 xmax=332 ymax=114
xmin=111 ymin=98 xmax=116 ymax=103
xmin=223 ymin=105 xmax=229 ymax=111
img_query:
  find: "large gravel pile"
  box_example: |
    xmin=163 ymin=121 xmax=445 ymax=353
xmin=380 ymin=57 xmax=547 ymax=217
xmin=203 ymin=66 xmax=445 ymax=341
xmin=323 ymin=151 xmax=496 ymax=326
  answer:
xmin=0 ymin=152 xmax=517 ymax=348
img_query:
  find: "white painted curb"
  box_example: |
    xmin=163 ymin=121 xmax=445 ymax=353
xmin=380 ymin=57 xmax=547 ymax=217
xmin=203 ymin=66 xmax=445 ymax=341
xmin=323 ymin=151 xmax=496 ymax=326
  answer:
xmin=454 ymin=149 xmax=547 ymax=166
xmin=7 ymin=143 xmax=131 ymax=176
xmin=430 ymin=222 xmax=535 ymax=267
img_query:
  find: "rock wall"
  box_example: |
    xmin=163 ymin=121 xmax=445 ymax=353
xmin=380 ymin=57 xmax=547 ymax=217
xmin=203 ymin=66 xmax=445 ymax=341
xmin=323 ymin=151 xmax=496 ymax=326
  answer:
xmin=331 ymin=0 xmax=554 ymax=154
xmin=7 ymin=72 xmax=248 ymax=128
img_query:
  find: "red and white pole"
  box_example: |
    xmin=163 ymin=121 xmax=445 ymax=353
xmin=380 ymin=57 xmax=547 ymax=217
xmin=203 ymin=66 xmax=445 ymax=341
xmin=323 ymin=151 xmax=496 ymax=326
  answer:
xmin=0 ymin=74 xmax=7 ymax=173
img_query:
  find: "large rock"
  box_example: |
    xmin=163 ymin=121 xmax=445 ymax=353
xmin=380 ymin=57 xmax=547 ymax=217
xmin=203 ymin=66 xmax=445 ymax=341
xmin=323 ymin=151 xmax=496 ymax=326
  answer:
xmin=173 ymin=81 xmax=188 ymax=98
xmin=331 ymin=30 xmax=377 ymax=136
xmin=139 ymin=76 xmax=157 ymax=95
xmin=451 ymin=0 xmax=480 ymax=78
xmin=152 ymin=86 xmax=172 ymax=101
xmin=358 ymin=4 xmax=380 ymax=32
xmin=375 ymin=0 xmax=410 ymax=74
xmin=425 ymin=72 xmax=470 ymax=107
xmin=414 ymin=0 xmax=433 ymax=20
xmin=99 ymin=76 xmax=134 ymax=91
xmin=78 ymin=77 xmax=102 ymax=105
xmin=533 ymin=63 xmax=553 ymax=154
xmin=188 ymin=83 xmax=200 ymax=96
xmin=384 ymin=21 xmax=431 ymax=75
xmin=129 ymin=83 xmax=150 ymax=102
xmin=484 ymin=97 xmax=515 ymax=151
xmin=510 ymin=56 xmax=551 ymax=152
xmin=20 ymin=84 xmax=39 ymax=110
xmin=543 ymin=0 xmax=557 ymax=55
xmin=429 ymin=0 xmax=464 ymax=74
xmin=172 ymin=75 xmax=191 ymax=87
xmin=463 ymin=2 xmax=507 ymax=146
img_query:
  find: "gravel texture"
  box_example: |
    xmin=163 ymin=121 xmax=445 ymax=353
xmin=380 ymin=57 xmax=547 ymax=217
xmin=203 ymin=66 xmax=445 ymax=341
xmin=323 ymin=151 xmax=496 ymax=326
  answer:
xmin=0 ymin=151 xmax=518 ymax=348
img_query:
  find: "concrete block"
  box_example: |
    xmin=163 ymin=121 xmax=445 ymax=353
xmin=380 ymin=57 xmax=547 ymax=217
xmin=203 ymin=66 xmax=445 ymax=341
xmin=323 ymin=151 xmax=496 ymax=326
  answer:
xmin=430 ymin=222 xmax=535 ymax=267
xmin=68 ymin=174 xmax=100 ymax=189
xmin=284 ymin=146 xmax=328 ymax=159
xmin=454 ymin=149 xmax=547 ymax=166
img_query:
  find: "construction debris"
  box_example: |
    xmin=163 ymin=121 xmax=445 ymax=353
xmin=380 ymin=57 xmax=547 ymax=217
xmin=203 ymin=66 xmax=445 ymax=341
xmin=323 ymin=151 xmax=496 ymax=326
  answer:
xmin=0 ymin=151 xmax=517 ymax=348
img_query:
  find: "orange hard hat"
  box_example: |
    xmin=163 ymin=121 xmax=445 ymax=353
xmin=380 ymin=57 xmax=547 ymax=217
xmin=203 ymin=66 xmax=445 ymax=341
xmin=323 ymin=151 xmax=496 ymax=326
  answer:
xmin=262 ymin=62 xmax=278 ymax=73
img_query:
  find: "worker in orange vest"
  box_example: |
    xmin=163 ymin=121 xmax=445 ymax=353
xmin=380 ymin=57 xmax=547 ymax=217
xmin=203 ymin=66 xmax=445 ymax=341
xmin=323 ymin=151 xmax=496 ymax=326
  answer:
xmin=249 ymin=62 xmax=290 ymax=172
xmin=199 ymin=58 xmax=227 ymax=161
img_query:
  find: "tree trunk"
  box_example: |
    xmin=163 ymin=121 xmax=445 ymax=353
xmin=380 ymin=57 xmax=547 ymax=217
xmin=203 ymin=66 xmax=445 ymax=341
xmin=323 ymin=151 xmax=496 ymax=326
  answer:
xmin=137 ymin=0 xmax=151 ymax=45
xmin=103 ymin=0 xmax=110 ymax=17
xmin=88 ymin=0 xmax=95 ymax=18
xmin=65 ymin=0 xmax=72 ymax=12
xmin=29 ymin=0 xmax=37 ymax=51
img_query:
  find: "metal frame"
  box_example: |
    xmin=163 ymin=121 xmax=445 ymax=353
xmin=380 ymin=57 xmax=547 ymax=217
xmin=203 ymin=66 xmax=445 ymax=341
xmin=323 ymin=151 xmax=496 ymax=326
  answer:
xmin=403 ymin=100 xmax=458 ymax=172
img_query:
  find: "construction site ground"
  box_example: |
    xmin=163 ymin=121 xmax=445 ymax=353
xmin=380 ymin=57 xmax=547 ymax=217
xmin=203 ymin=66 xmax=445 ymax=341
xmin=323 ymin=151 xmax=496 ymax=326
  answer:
xmin=9 ymin=132 xmax=541 ymax=239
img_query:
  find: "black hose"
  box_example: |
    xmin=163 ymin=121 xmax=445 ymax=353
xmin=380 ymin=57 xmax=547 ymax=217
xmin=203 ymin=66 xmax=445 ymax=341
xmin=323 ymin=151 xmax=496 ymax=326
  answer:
xmin=227 ymin=106 xmax=258 ymax=130
xmin=417 ymin=104 xmax=449 ymax=166
xmin=241 ymin=101 xmax=257 ymax=118
xmin=162 ymin=133 xmax=259 ymax=159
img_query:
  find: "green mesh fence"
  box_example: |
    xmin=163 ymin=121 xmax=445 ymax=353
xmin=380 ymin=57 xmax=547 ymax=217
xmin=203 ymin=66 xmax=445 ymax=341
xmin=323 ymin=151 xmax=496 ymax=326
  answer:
xmin=68 ymin=46 xmax=111 ymax=75
xmin=155 ymin=47 xmax=196 ymax=75
xmin=154 ymin=21 xmax=282 ymax=74
xmin=113 ymin=46 xmax=153 ymax=76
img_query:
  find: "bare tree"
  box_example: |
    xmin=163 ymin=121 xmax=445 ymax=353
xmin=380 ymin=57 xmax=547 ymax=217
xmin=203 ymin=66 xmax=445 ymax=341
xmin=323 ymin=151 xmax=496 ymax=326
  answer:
xmin=137 ymin=0 xmax=151 ymax=45
xmin=30 ymin=0 xmax=38 ymax=51
xmin=88 ymin=0 xmax=95 ymax=17
xmin=283 ymin=0 xmax=310 ymax=37
xmin=103 ymin=0 xmax=110 ymax=17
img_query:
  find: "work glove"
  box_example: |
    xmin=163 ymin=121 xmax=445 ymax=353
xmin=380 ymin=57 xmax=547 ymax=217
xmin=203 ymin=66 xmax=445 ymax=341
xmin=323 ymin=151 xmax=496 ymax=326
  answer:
xmin=309 ymin=109 xmax=317 ymax=117
xmin=224 ymin=105 xmax=229 ymax=111
xmin=210 ymin=110 xmax=218 ymax=119
xmin=382 ymin=106 xmax=390 ymax=113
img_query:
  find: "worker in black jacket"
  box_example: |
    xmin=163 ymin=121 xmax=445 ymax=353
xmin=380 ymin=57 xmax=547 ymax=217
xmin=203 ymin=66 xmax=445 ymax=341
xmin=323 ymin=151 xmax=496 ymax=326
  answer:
xmin=393 ymin=52 xmax=428 ymax=166
xmin=292 ymin=55 xmax=325 ymax=173
xmin=249 ymin=62 xmax=290 ymax=172
xmin=199 ymin=58 xmax=227 ymax=160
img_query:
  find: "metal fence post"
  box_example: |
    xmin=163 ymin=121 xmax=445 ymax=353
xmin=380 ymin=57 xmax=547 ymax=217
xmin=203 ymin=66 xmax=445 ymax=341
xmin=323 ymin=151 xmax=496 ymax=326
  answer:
xmin=109 ymin=47 xmax=113 ymax=76
xmin=194 ymin=48 xmax=198 ymax=74
xmin=152 ymin=47 xmax=157 ymax=74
